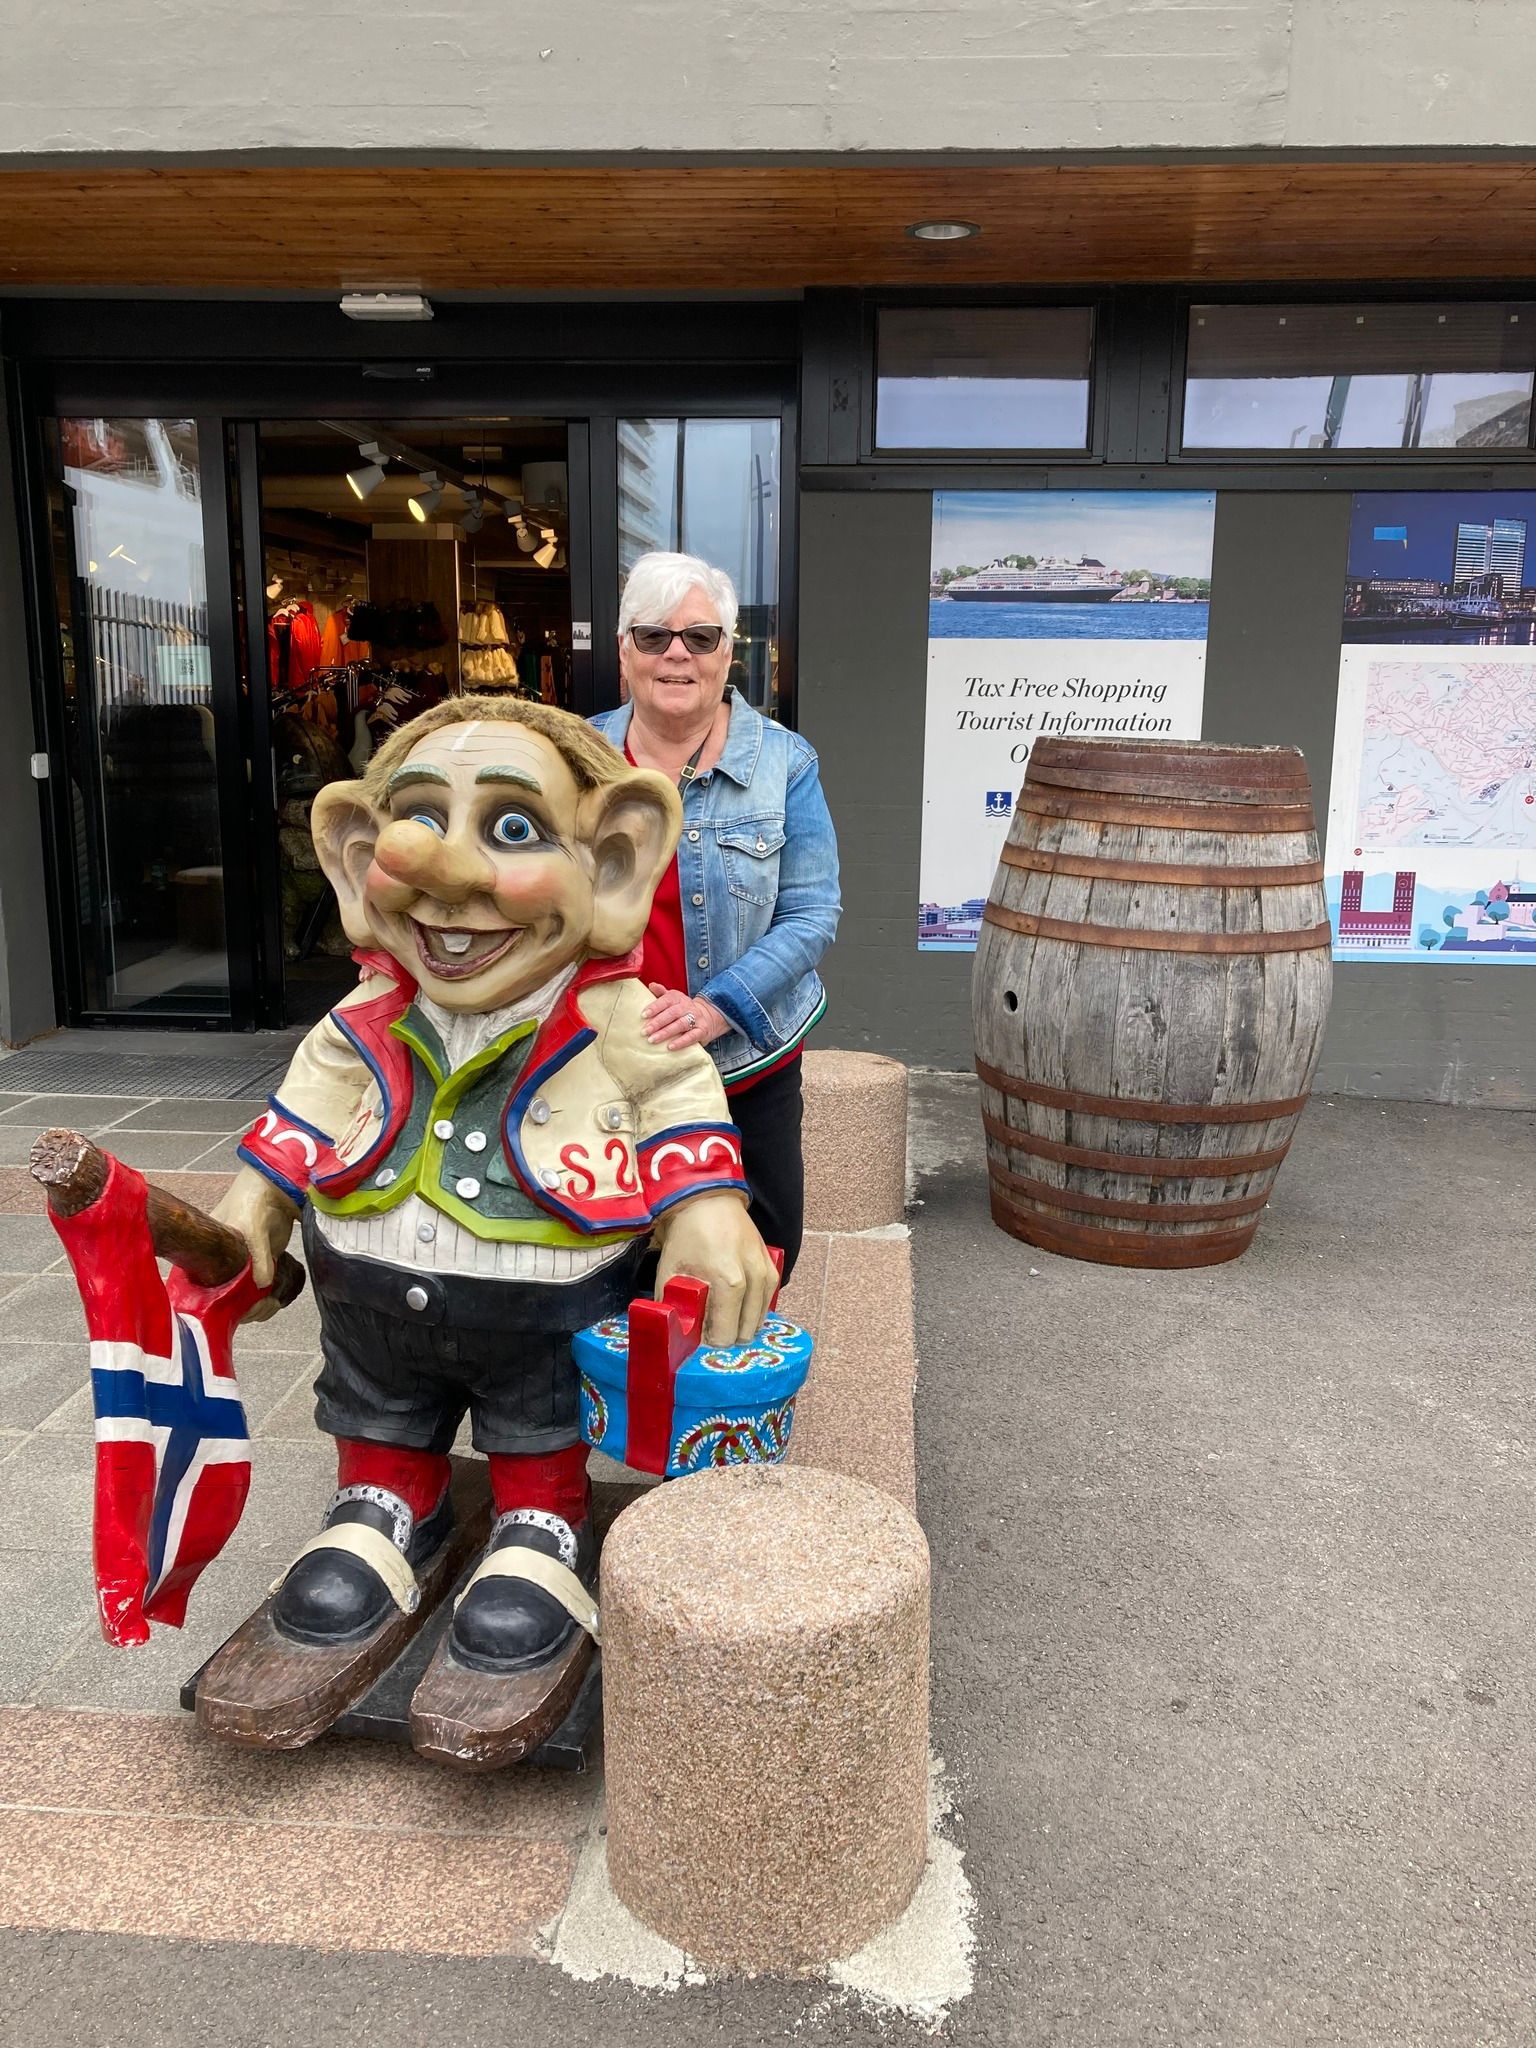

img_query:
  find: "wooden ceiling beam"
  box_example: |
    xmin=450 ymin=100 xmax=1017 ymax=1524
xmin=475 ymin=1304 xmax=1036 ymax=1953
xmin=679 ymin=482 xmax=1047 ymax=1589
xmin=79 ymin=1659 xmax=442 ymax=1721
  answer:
xmin=3 ymin=162 xmax=1536 ymax=290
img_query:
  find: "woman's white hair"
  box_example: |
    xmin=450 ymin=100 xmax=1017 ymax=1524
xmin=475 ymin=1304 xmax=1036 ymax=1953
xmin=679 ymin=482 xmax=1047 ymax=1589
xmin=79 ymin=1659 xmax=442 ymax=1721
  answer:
xmin=618 ymin=551 xmax=738 ymax=642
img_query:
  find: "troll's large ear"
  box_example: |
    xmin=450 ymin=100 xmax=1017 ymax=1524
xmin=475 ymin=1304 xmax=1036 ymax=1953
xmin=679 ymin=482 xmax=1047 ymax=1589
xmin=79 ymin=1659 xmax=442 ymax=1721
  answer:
xmin=578 ymin=768 xmax=683 ymax=958
xmin=310 ymin=779 xmax=383 ymax=945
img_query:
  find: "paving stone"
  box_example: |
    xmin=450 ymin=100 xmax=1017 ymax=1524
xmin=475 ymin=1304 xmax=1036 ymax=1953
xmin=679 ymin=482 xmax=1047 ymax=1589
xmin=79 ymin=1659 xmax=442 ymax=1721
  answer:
xmin=0 ymin=1276 xmax=100 ymax=1348
xmin=184 ymin=1136 xmax=245 ymax=1172
xmin=0 ymin=1434 xmax=94 ymax=1548
xmin=233 ymin=1282 xmax=322 ymax=1353
xmin=0 ymin=1342 xmax=90 ymax=1432
xmin=0 ymin=1808 xmax=578 ymax=1958
xmin=0 ymin=1548 xmax=94 ymax=1701
xmin=221 ymin=1438 xmax=336 ymax=1559
xmin=110 ymin=1099 xmax=267 ymax=1134
xmin=85 ymin=1130 xmax=242 ymax=1172
xmin=0 ymin=1707 xmax=595 ymax=1838
xmin=0 ymin=1214 xmax=71 ymax=1274
xmin=0 ymin=1096 xmax=151 ymax=1129
xmin=254 ymin=1361 xmax=322 ymax=1440
xmin=31 ymin=1554 xmax=295 ymax=1714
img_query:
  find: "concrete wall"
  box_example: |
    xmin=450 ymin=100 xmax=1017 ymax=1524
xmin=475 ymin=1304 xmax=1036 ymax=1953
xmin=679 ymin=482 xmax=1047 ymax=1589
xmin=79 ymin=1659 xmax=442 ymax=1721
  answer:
xmin=3 ymin=0 xmax=1535 ymax=158
xmin=799 ymin=487 xmax=1536 ymax=1107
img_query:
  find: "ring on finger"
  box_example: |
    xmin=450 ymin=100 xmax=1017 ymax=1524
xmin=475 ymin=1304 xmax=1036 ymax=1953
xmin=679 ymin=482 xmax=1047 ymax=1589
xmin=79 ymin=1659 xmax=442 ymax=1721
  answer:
xmin=684 ymin=1012 xmax=697 ymax=1028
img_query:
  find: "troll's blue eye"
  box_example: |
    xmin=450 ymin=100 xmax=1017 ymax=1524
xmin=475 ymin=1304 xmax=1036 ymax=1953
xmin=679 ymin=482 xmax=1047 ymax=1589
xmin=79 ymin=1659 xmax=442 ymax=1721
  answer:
xmin=408 ymin=811 xmax=446 ymax=837
xmin=490 ymin=811 xmax=541 ymax=847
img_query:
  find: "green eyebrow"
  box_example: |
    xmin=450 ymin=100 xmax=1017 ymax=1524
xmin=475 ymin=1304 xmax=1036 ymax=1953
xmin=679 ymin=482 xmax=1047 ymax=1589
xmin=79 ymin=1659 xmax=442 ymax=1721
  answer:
xmin=386 ymin=765 xmax=450 ymax=796
xmin=474 ymin=766 xmax=543 ymax=792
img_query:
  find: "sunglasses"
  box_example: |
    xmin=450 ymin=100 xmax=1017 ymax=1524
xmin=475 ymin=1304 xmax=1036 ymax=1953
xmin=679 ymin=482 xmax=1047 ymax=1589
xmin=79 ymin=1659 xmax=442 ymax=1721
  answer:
xmin=627 ymin=623 xmax=727 ymax=655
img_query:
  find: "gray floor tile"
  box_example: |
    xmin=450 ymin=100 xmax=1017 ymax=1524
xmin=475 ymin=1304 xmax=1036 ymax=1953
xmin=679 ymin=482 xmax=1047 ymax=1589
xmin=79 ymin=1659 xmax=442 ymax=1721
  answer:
xmin=0 ymin=1548 xmax=95 ymax=1704
xmin=109 ymin=1098 xmax=268 ymax=1133
xmin=0 ymin=1094 xmax=33 ymax=1111
xmin=254 ymin=1361 xmax=322 ymax=1440
xmin=0 ymin=1341 xmax=90 ymax=1431
xmin=0 ymin=1277 xmax=30 ymax=1309
xmin=0 ymin=1215 xmax=72 ymax=1274
xmin=0 ymin=1275 xmax=99 ymax=1348
xmin=185 ymin=1135 xmax=245 ymax=1171
xmin=0 ymin=1125 xmax=134 ymax=1166
xmin=88 ymin=1129 xmax=241 ymax=1172
xmin=225 ymin=1439 xmax=335 ymax=1558
xmin=31 ymin=1554 xmax=279 ymax=1713
xmin=0 ymin=1095 xmax=152 ymax=1128
xmin=0 ymin=1434 xmax=95 ymax=1551
xmin=0 ymin=1431 xmax=27 ymax=1465
xmin=233 ymin=1283 xmax=322 ymax=1352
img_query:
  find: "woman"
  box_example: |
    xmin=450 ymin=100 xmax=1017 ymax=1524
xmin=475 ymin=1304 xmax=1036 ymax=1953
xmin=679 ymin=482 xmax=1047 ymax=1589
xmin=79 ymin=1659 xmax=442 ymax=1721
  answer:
xmin=591 ymin=551 xmax=841 ymax=1280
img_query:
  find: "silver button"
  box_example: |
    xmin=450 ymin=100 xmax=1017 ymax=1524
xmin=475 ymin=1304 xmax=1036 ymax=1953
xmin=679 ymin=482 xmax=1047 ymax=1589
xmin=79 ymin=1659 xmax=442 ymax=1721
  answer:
xmin=602 ymin=1105 xmax=624 ymax=1130
xmin=687 ymin=830 xmax=700 ymax=843
xmin=433 ymin=1118 xmax=454 ymax=1140
xmin=405 ymin=1285 xmax=430 ymax=1312
xmin=755 ymin=837 xmax=767 ymax=853
xmin=539 ymin=1166 xmax=561 ymax=1189
xmin=696 ymin=954 xmax=708 ymax=969
xmin=375 ymin=1167 xmax=397 ymax=1187
xmin=529 ymin=1099 xmax=551 ymax=1126
xmin=455 ymin=1177 xmax=481 ymax=1200
xmin=464 ymin=1129 xmax=487 ymax=1153
xmin=417 ymin=1222 xmax=436 ymax=1243
xmin=692 ymin=893 xmax=704 ymax=906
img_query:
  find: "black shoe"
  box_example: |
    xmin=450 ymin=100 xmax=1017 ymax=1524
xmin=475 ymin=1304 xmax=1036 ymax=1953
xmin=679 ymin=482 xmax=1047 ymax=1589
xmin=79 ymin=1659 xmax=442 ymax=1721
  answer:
xmin=273 ymin=1484 xmax=454 ymax=1647
xmin=448 ymin=1509 xmax=596 ymax=1676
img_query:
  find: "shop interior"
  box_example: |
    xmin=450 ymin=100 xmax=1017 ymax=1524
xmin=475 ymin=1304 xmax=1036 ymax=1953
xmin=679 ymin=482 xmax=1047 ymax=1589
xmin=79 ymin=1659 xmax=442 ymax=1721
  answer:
xmin=258 ymin=418 xmax=574 ymax=1022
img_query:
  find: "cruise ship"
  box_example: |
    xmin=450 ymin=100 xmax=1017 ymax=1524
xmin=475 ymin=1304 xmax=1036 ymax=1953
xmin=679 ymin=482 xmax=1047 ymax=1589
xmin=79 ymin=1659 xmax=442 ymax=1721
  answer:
xmin=943 ymin=558 xmax=1120 ymax=604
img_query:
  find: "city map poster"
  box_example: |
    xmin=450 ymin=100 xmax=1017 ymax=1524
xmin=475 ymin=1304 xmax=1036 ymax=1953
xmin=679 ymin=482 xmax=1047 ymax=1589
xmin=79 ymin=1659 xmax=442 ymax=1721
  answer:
xmin=919 ymin=489 xmax=1215 ymax=950
xmin=1323 ymin=491 xmax=1536 ymax=964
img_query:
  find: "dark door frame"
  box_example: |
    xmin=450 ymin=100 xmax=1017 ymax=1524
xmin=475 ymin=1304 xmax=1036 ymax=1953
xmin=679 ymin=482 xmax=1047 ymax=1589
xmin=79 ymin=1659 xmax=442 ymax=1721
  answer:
xmin=15 ymin=356 xmax=800 ymax=1030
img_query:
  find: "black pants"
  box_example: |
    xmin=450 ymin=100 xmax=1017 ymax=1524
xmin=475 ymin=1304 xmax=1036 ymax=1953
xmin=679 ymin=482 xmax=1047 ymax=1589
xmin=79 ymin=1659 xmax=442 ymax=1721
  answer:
xmin=729 ymin=1054 xmax=805 ymax=1282
xmin=303 ymin=1210 xmax=647 ymax=1456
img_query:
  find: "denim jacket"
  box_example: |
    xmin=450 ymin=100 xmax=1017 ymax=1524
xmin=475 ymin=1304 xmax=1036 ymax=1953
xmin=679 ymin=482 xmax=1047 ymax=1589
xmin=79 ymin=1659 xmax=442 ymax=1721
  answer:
xmin=591 ymin=692 xmax=842 ymax=1082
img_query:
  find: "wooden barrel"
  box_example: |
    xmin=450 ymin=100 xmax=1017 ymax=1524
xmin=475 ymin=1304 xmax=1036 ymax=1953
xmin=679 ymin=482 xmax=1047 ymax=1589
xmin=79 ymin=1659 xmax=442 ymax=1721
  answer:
xmin=972 ymin=738 xmax=1333 ymax=1269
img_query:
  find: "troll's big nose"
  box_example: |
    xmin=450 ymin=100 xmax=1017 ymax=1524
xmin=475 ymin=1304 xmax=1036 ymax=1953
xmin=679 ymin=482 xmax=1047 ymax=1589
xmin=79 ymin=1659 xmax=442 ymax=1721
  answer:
xmin=373 ymin=819 xmax=495 ymax=904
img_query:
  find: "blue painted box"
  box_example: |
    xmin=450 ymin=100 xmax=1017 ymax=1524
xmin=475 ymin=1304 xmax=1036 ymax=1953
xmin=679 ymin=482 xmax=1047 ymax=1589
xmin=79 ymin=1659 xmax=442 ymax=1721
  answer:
xmin=573 ymin=1286 xmax=814 ymax=1479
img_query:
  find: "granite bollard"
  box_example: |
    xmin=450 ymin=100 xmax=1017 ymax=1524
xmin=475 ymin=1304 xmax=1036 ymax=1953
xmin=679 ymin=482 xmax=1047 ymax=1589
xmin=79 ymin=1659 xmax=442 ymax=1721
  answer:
xmin=801 ymin=1050 xmax=909 ymax=1234
xmin=601 ymin=1463 xmax=930 ymax=1972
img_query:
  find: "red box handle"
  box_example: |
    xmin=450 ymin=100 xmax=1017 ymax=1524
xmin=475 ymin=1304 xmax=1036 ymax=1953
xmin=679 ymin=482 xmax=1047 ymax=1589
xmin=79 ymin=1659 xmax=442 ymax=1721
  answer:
xmin=624 ymin=1249 xmax=783 ymax=1475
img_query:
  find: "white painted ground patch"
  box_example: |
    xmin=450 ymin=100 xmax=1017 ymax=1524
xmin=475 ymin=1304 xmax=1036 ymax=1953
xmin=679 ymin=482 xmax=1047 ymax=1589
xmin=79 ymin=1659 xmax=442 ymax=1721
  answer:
xmin=543 ymin=1757 xmax=975 ymax=2027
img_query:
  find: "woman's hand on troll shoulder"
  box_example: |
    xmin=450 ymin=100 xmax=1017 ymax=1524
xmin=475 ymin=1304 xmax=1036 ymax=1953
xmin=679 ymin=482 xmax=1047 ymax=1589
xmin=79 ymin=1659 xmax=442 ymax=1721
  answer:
xmin=641 ymin=983 xmax=731 ymax=1050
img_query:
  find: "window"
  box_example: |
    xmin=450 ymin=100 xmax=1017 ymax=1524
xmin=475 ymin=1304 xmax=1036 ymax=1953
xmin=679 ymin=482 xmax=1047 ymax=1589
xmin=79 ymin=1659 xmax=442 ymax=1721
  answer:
xmin=1183 ymin=302 xmax=1536 ymax=453
xmin=875 ymin=306 xmax=1095 ymax=452
xmin=618 ymin=418 xmax=781 ymax=712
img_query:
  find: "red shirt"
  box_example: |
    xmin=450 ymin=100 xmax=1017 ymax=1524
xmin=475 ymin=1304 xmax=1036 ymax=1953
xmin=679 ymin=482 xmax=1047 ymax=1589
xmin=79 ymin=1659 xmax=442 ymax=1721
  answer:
xmin=626 ymin=739 xmax=803 ymax=1098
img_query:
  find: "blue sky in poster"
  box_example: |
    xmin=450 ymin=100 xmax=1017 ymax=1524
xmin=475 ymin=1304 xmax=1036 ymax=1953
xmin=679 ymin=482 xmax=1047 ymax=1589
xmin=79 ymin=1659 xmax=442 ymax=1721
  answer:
xmin=930 ymin=490 xmax=1216 ymax=578
xmin=1346 ymin=490 xmax=1536 ymax=585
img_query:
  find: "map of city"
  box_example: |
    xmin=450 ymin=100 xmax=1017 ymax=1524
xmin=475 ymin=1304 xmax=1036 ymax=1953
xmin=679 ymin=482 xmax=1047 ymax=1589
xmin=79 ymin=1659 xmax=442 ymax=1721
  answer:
xmin=1356 ymin=659 xmax=1536 ymax=847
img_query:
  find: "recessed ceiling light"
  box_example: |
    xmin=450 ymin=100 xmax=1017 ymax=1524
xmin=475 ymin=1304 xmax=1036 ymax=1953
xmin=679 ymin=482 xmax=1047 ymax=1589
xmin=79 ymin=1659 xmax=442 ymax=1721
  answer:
xmin=906 ymin=220 xmax=980 ymax=243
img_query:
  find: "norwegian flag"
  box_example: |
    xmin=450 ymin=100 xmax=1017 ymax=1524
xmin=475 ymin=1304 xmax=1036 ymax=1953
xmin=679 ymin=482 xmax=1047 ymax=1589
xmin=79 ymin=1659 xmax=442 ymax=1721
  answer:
xmin=49 ymin=1155 xmax=263 ymax=1647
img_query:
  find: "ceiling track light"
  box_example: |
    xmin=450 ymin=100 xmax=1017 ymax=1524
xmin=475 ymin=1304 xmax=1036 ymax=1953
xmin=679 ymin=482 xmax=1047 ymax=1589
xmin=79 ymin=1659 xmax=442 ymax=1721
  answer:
xmin=346 ymin=440 xmax=388 ymax=501
xmin=533 ymin=528 xmax=559 ymax=569
xmin=409 ymin=471 xmax=444 ymax=523
xmin=514 ymin=517 xmax=540 ymax=555
xmin=459 ymin=491 xmax=485 ymax=535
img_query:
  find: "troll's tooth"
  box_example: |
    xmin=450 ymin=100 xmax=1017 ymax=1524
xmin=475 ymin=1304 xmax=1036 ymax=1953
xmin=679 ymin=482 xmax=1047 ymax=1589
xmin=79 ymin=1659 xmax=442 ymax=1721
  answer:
xmin=440 ymin=931 xmax=473 ymax=956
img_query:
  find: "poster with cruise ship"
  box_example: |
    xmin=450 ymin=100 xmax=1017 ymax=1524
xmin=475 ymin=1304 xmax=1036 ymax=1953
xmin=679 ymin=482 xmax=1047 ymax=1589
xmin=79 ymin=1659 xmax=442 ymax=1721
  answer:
xmin=919 ymin=489 xmax=1215 ymax=950
xmin=1323 ymin=492 xmax=1536 ymax=964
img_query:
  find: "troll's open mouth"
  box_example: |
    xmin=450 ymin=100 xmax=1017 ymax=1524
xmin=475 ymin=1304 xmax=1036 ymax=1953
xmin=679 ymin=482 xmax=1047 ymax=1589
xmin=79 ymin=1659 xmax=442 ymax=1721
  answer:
xmin=411 ymin=921 xmax=522 ymax=979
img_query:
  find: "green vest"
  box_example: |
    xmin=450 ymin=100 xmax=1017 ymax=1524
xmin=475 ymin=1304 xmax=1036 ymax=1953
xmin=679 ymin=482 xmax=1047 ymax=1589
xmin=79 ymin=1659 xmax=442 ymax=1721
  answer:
xmin=310 ymin=1005 xmax=630 ymax=1248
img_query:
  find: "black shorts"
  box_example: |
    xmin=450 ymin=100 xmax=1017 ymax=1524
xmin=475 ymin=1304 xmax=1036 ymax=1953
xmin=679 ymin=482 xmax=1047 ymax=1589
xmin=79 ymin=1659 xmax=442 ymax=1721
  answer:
xmin=302 ymin=1210 xmax=648 ymax=1457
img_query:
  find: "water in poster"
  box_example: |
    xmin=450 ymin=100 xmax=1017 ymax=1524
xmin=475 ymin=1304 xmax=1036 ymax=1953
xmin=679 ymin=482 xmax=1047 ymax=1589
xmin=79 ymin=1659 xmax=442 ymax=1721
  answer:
xmin=1323 ymin=491 xmax=1536 ymax=964
xmin=919 ymin=490 xmax=1215 ymax=949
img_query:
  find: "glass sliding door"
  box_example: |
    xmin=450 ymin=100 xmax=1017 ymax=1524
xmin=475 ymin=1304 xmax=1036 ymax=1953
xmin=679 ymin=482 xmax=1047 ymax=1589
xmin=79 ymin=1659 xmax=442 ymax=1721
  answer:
xmin=43 ymin=416 xmax=233 ymax=1018
xmin=617 ymin=418 xmax=782 ymax=713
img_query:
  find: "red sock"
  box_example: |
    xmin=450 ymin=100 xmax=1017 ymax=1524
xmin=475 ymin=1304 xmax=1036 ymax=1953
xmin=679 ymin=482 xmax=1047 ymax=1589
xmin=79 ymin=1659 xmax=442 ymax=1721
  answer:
xmin=488 ymin=1444 xmax=591 ymax=1528
xmin=335 ymin=1439 xmax=451 ymax=1524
